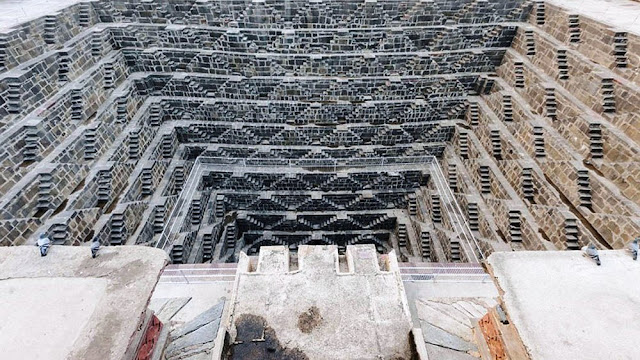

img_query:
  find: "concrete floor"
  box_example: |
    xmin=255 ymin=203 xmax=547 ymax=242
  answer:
xmin=0 ymin=277 xmax=107 ymax=360
xmin=489 ymin=250 xmax=640 ymax=360
xmin=151 ymin=282 xmax=232 ymax=324
xmin=404 ymin=281 xmax=499 ymax=302
xmin=0 ymin=246 xmax=168 ymax=360
xmin=227 ymin=245 xmax=413 ymax=360
xmin=0 ymin=0 xmax=82 ymax=31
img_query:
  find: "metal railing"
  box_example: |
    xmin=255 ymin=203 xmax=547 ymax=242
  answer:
xmin=398 ymin=262 xmax=489 ymax=282
xmin=198 ymin=155 xmax=437 ymax=169
xmin=156 ymin=158 xmax=206 ymax=251
xmin=159 ymin=264 xmax=238 ymax=284
xmin=157 ymin=262 xmax=490 ymax=283
xmin=156 ymin=155 xmax=437 ymax=251
xmin=427 ymin=159 xmax=483 ymax=262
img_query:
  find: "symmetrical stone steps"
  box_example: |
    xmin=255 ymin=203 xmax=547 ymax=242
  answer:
xmin=218 ymin=190 xmax=408 ymax=213
xmin=0 ymin=0 xmax=527 ymax=259
xmin=235 ymin=210 xmax=396 ymax=233
xmin=122 ymin=47 xmax=506 ymax=76
xmin=241 ymin=230 xmax=390 ymax=256
xmin=95 ymin=0 xmax=530 ymax=29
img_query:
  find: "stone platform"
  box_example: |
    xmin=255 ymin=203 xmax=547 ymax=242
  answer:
xmin=0 ymin=245 xmax=168 ymax=360
xmin=225 ymin=244 xmax=414 ymax=359
xmin=488 ymin=250 xmax=640 ymax=360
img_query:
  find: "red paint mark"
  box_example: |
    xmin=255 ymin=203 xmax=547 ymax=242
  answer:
xmin=135 ymin=314 xmax=163 ymax=360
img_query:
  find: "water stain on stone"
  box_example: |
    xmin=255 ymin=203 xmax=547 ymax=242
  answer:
xmin=227 ymin=314 xmax=308 ymax=360
xmin=297 ymin=306 xmax=322 ymax=334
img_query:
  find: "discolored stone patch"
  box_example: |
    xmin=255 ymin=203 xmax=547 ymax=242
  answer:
xmin=227 ymin=314 xmax=308 ymax=360
xmin=297 ymin=306 xmax=322 ymax=334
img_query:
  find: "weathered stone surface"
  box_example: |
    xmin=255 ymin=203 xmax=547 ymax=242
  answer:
xmin=421 ymin=321 xmax=476 ymax=352
xmin=163 ymin=300 xmax=225 ymax=359
xmin=0 ymin=0 xmax=638 ymax=264
xmin=153 ymin=297 xmax=192 ymax=324
xmin=170 ymin=302 xmax=224 ymax=339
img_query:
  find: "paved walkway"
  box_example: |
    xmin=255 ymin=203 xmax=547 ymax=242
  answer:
xmin=0 ymin=0 xmax=81 ymax=32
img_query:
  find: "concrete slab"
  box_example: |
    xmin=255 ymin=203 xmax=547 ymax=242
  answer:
xmin=165 ymin=320 xmax=220 ymax=357
xmin=0 ymin=246 xmax=168 ymax=360
xmin=403 ymin=275 xmax=497 ymax=359
xmin=420 ymin=321 xmax=475 ymax=352
xmin=404 ymin=280 xmax=499 ymax=300
xmin=416 ymin=300 xmax=473 ymax=342
xmin=153 ymin=297 xmax=192 ymax=324
xmin=489 ymin=250 xmax=640 ymax=360
xmin=171 ymin=302 xmax=225 ymax=340
xmin=162 ymin=301 xmax=225 ymax=360
xmin=151 ymin=282 xmax=232 ymax=324
xmin=0 ymin=277 xmax=107 ymax=360
xmin=0 ymin=0 xmax=82 ymax=32
xmin=425 ymin=343 xmax=478 ymax=360
xmin=425 ymin=300 xmax=477 ymax=329
xmin=227 ymin=245 xmax=413 ymax=360
xmin=455 ymin=301 xmax=487 ymax=318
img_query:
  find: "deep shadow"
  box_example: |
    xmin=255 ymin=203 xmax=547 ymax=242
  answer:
xmin=225 ymin=314 xmax=308 ymax=360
